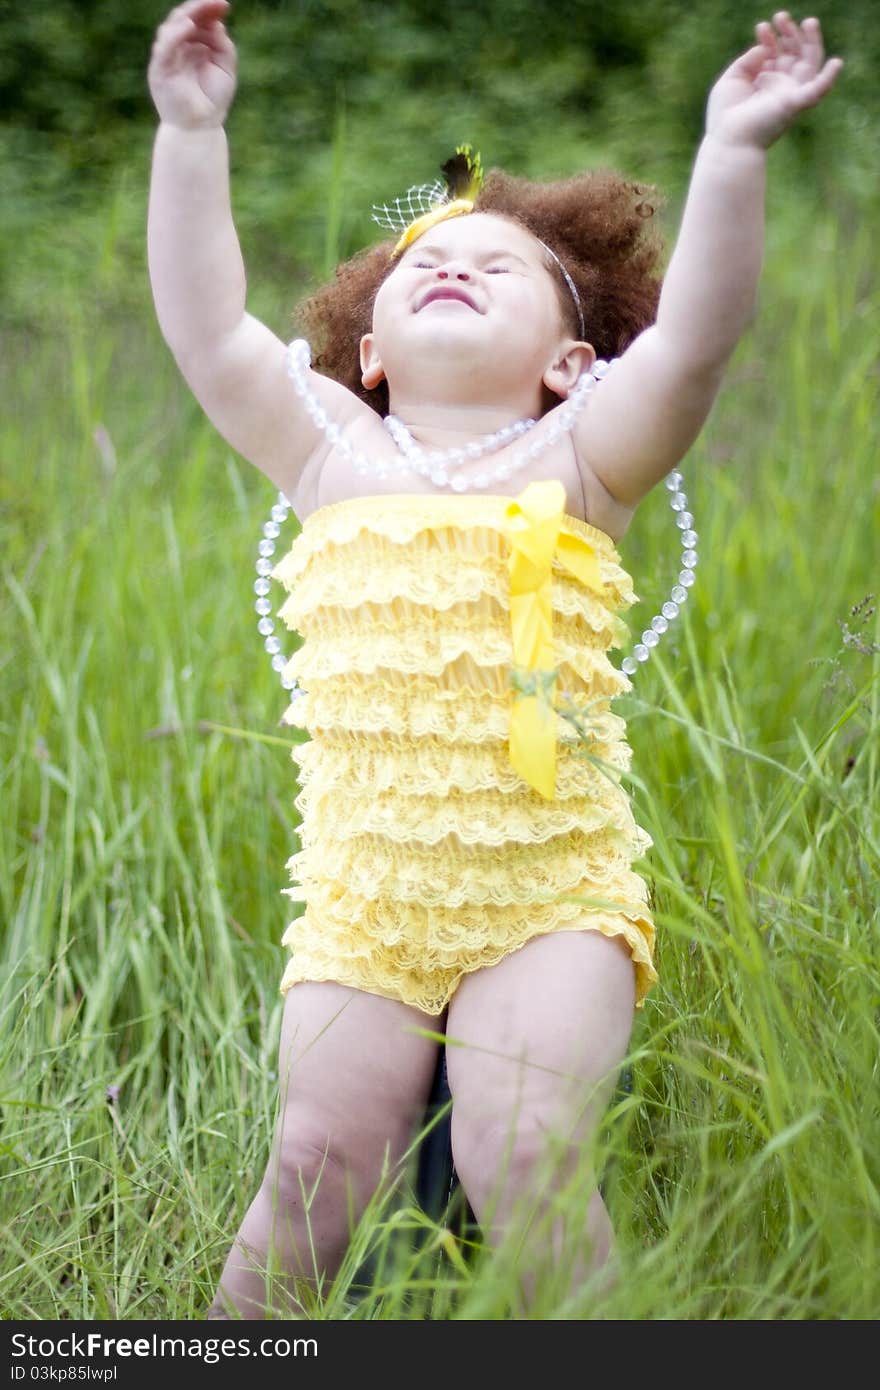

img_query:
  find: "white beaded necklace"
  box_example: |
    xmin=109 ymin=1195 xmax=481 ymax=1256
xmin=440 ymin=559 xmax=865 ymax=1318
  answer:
xmin=285 ymin=338 xmax=606 ymax=491
xmin=254 ymin=339 xmax=697 ymax=693
xmin=383 ymin=409 xmax=539 ymax=482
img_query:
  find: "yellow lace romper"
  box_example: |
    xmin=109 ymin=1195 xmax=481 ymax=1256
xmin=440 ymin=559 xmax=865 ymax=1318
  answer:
xmin=272 ymin=479 xmax=656 ymax=1014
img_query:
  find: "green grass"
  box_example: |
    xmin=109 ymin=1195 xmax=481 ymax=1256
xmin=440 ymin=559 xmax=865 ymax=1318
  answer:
xmin=1 ymin=186 xmax=878 ymax=1320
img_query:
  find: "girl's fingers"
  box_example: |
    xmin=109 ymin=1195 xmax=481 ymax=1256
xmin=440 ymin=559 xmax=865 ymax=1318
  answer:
xmin=797 ymin=55 xmax=844 ymax=104
xmin=772 ymin=13 xmax=831 ymax=77
xmin=209 ymin=34 xmax=237 ymax=77
xmin=156 ymin=13 xmax=210 ymax=50
xmin=772 ymin=10 xmax=801 ymax=54
xmin=732 ymin=42 xmax=773 ymax=80
xmin=167 ymin=0 xmax=230 ymax=21
xmin=156 ymin=2 xmax=230 ymax=43
xmin=154 ymin=6 xmax=231 ymax=65
xmin=799 ymin=16 xmax=826 ymax=73
xmin=195 ymin=20 xmax=235 ymax=56
xmin=746 ymin=14 xmax=839 ymax=90
xmin=755 ymin=19 xmax=777 ymax=56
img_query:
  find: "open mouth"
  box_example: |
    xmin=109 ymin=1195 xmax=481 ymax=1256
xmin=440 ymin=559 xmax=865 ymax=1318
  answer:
xmin=417 ymin=287 xmax=481 ymax=312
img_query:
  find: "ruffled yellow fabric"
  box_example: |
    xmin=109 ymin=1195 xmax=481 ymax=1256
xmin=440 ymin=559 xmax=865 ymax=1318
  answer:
xmin=273 ymin=489 xmax=656 ymax=1012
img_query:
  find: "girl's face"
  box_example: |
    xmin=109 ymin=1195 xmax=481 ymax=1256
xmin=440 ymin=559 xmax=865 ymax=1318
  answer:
xmin=360 ymin=213 xmax=579 ymax=402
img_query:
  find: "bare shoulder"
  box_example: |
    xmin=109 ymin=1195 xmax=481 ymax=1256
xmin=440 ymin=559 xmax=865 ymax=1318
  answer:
xmin=172 ymin=314 xmax=375 ymax=500
xmin=572 ymin=326 xmax=724 ymax=509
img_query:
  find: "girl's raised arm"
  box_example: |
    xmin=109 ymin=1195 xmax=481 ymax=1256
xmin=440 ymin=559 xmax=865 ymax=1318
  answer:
xmin=572 ymin=12 xmax=843 ymax=509
xmin=147 ymin=0 xmax=365 ymax=503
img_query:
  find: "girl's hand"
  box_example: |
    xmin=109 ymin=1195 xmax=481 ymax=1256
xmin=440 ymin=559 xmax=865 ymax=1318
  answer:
xmin=148 ymin=0 xmax=237 ymax=129
xmin=706 ymin=12 xmax=843 ymax=150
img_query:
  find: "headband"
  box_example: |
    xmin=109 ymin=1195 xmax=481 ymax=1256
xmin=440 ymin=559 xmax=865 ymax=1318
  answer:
xmin=371 ymin=146 xmax=586 ymax=340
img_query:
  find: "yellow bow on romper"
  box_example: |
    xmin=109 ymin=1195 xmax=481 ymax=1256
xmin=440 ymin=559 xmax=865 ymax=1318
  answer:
xmin=503 ymin=479 xmax=604 ymax=801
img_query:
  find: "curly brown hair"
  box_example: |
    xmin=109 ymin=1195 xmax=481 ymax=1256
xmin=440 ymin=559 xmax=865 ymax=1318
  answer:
xmin=295 ymin=166 xmax=664 ymax=418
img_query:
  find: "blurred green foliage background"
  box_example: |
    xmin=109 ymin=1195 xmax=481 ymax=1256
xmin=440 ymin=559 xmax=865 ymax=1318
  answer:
xmin=1 ymin=0 xmax=876 ymax=327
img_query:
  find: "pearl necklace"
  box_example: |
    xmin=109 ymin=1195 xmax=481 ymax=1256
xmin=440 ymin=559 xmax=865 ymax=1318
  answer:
xmin=285 ymin=338 xmax=610 ymax=491
xmin=383 ymin=409 xmax=539 ymax=482
xmin=255 ymin=339 xmax=698 ymax=693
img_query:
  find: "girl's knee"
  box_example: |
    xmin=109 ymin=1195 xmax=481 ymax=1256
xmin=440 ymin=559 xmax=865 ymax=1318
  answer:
xmin=267 ymin=1110 xmax=400 ymax=1211
xmin=451 ymin=1110 xmax=557 ymax=1210
xmin=269 ymin=1128 xmax=349 ymax=1200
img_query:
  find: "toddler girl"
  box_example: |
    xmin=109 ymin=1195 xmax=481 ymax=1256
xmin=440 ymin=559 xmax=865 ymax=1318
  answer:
xmin=147 ymin=0 xmax=841 ymax=1318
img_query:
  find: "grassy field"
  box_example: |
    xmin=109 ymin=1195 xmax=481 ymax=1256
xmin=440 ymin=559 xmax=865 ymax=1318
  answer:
xmin=1 ymin=181 xmax=878 ymax=1319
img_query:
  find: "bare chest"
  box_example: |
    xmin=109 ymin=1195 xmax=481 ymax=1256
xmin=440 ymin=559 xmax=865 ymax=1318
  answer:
xmin=292 ymin=417 xmax=633 ymax=541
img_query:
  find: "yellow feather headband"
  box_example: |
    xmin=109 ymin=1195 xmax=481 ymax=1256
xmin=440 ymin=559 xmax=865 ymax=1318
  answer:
xmin=372 ymin=146 xmax=484 ymax=256
xmin=371 ymin=146 xmax=586 ymax=338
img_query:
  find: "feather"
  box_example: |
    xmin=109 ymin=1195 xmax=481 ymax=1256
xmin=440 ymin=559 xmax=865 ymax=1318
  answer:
xmin=440 ymin=145 xmax=483 ymax=204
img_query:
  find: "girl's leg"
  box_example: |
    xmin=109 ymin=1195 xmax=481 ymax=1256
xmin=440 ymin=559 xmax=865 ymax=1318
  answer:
xmin=445 ymin=930 xmax=635 ymax=1313
xmin=210 ymin=981 xmax=441 ymax=1319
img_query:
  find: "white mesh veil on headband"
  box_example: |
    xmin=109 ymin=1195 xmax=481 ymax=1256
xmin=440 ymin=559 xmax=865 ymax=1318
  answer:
xmin=371 ymin=179 xmax=447 ymax=232
xmin=371 ymin=148 xmax=587 ymax=339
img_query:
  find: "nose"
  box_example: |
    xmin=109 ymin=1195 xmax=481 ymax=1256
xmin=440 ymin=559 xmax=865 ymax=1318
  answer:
xmin=436 ymin=264 xmax=471 ymax=281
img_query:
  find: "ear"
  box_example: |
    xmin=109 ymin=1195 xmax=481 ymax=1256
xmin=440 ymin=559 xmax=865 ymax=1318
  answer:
xmin=359 ymin=332 xmax=386 ymax=390
xmin=543 ymin=341 xmax=596 ymax=401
